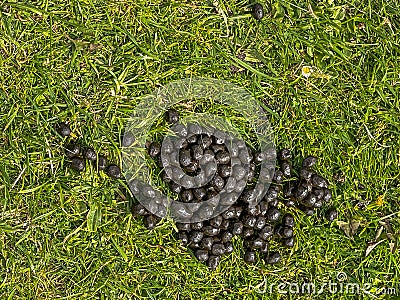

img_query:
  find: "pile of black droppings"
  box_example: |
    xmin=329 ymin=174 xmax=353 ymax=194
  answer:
xmin=131 ymin=109 xmax=338 ymax=269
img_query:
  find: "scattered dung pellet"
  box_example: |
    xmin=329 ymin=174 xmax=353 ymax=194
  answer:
xmin=71 ymin=157 xmax=85 ymax=172
xmin=325 ymin=208 xmax=338 ymax=222
xmin=266 ymin=251 xmax=281 ymax=264
xmin=211 ymin=243 xmax=225 ymax=256
xmin=282 ymin=214 xmax=295 ymax=228
xmin=266 ymin=207 xmax=281 ymax=222
xmin=244 ymin=251 xmax=256 ymax=263
xmin=148 ymin=142 xmax=161 ymax=158
xmin=195 ymin=250 xmax=209 ymax=262
xmin=132 ymin=203 xmax=149 ymax=216
xmin=207 ymin=255 xmax=220 ymax=270
xmin=279 ymin=149 xmax=291 ymax=161
xmin=252 ymin=3 xmax=264 ymax=20
xmin=302 ymin=156 xmax=318 ymax=168
xmin=83 ymin=147 xmax=97 ymax=161
xmin=56 ymin=122 xmax=71 ymax=137
xmin=166 ymin=109 xmax=179 ymax=124
xmin=65 ymin=143 xmax=80 ymax=159
xmin=106 ymin=164 xmax=121 ymax=179
xmin=144 ymin=215 xmax=159 ymax=229
xmin=122 ymin=131 xmax=135 ymax=147
xmin=97 ymin=155 xmax=107 ymax=171
xmin=282 ymin=237 xmax=295 ymax=248
xmin=225 ymin=242 xmax=234 ymax=254
xmin=177 ymin=232 xmax=189 ymax=245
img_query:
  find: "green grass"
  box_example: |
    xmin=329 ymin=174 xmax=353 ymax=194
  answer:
xmin=1 ymin=0 xmax=399 ymax=299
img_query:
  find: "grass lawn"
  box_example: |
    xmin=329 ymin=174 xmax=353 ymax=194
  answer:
xmin=1 ymin=0 xmax=399 ymax=299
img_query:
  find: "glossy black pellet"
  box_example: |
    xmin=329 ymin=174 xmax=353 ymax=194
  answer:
xmin=251 ymin=3 xmax=264 ymax=20
xmin=301 ymin=194 xmax=317 ymax=208
xmin=211 ymin=174 xmax=225 ymax=191
xmin=191 ymin=222 xmax=203 ymax=230
xmin=144 ymin=215 xmax=158 ymax=229
xmin=252 ymin=238 xmax=265 ymax=249
xmin=200 ymin=237 xmax=214 ymax=251
xmin=65 ymin=143 xmax=80 ymax=159
xmin=207 ymin=255 xmax=220 ymax=269
xmin=273 ymin=170 xmax=284 ymax=184
xmin=195 ymin=249 xmax=209 ymax=262
xmin=313 ymin=188 xmax=325 ymax=200
xmin=234 ymin=206 xmax=243 ymax=218
xmin=282 ymin=237 xmax=295 ymax=248
xmin=222 ymin=207 xmax=236 ymax=219
xmin=180 ymin=189 xmax=194 ymax=203
xmin=177 ymin=232 xmax=189 ymax=245
xmin=210 ymin=215 xmax=223 ymax=228
xmin=71 ymin=157 xmax=85 ymax=172
xmin=221 ymin=231 xmax=233 ymax=243
xmin=260 ymin=241 xmax=269 ymax=253
xmin=199 ymin=135 xmax=213 ymax=149
xmin=211 ymin=243 xmax=226 ymax=256
xmin=302 ymin=156 xmax=318 ymax=168
xmin=220 ymin=219 xmax=230 ymax=231
xmin=170 ymin=182 xmax=183 ymax=194
xmin=189 ymin=231 xmax=204 ymax=243
xmin=311 ymin=174 xmax=329 ymax=189
xmin=97 ymin=155 xmax=107 ymax=171
xmin=215 ymin=151 xmax=231 ymax=165
xmin=281 ymin=162 xmax=292 ymax=177
xmin=281 ymin=226 xmax=294 ymax=238
xmin=176 ymin=222 xmax=191 ymax=231
xmin=148 ymin=142 xmax=161 ymax=158
xmin=282 ymin=214 xmax=295 ymax=227
xmin=193 ymin=187 xmax=207 ymax=200
xmin=242 ymin=227 xmax=254 ymax=239
xmin=166 ymin=109 xmax=179 ymax=124
xmin=232 ymin=222 xmax=244 ymax=235
xmin=254 ymin=152 xmax=266 ymax=164
xmin=203 ymin=226 xmax=220 ymax=236
xmin=247 ymin=205 xmax=261 ymax=216
xmin=191 ymin=144 xmax=204 ymax=160
xmin=266 ymin=207 xmax=280 ymax=222
xmin=295 ymin=185 xmax=308 ymax=201
xmin=211 ymin=144 xmax=225 ymax=153
xmin=259 ymin=224 xmax=274 ymax=240
xmin=106 ymin=164 xmax=121 ymax=179
xmin=323 ymin=188 xmax=333 ymax=202
xmin=254 ymin=216 xmax=266 ymax=231
xmin=299 ymin=168 xmax=314 ymax=181
xmin=224 ymin=242 xmax=234 ymax=254
xmin=242 ymin=215 xmax=257 ymax=228
xmin=283 ymin=199 xmax=296 ymax=207
xmin=179 ymin=150 xmax=192 ymax=167
xmin=279 ymin=148 xmax=291 ymax=161
xmin=314 ymin=200 xmax=323 ymax=208
xmin=267 ymin=252 xmax=281 ymax=264
xmin=132 ymin=203 xmax=149 ymax=216
xmin=244 ymin=251 xmax=256 ymax=263
xmin=184 ymin=161 xmax=199 ymax=173
xmin=218 ymin=164 xmax=231 ymax=178
xmin=56 ymin=122 xmax=71 ymax=137
xmin=325 ymin=208 xmax=338 ymax=222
